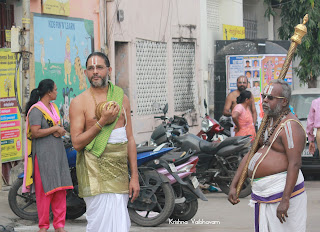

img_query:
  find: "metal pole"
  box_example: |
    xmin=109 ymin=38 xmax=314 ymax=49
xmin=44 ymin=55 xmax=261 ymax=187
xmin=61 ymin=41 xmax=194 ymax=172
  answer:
xmin=21 ymin=0 xmax=31 ymax=163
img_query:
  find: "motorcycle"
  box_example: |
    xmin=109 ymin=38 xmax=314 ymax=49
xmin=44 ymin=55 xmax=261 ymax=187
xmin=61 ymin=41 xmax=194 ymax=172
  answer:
xmin=8 ymin=138 xmax=177 ymax=226
xmin=128 ymin=145 xmax=207 ymax=226
xmin=8 ymin=135 xmax=86 ymax=221
xmin=197 ymin=99 xmax=230 ymax=141
xmin=149 ymin=104 xmax=252 ymax=198
xmin=155 ymin=149 xmax=207 ymax=221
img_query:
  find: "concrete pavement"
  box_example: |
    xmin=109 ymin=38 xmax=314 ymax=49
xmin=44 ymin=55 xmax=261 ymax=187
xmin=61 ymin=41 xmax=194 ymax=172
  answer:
xmin=0 ymin=180 xmax=319 ymax=232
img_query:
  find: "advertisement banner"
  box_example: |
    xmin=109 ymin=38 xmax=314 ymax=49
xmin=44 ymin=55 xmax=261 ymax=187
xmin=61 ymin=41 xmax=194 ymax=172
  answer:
xmin=42 ymin=0 xmax=70 ymax=16
xmin=33 ymin=14 xmax=93 ymax=129
xmin=226 ymin=54 xmax=293 ymax=126
xmin=0 ymin=49 xmax=22 ymax=163
xmin=223 ymin=25 xmax=245 ymax=40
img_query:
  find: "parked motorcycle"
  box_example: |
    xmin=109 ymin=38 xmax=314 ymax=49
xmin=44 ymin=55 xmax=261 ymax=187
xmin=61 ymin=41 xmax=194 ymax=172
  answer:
xmin=149 ymin=104 xmax=252 ymax=198
xmin=129 ymin=145 xmax=207 ymax=226
xmin=8 ymin=135 xmax=86 ymax=221
xmin=8 ymin=139 xmax=177 ymax=227
xmin=197 ymin=99 xmax=230 ymax=141
xmin=173 ymin=134 xmax=252 ymax=198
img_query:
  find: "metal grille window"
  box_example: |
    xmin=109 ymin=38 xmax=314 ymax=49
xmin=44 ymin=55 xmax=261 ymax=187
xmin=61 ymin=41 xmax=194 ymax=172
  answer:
xmin=0 ymin=3 xmax=14 ymax=48
xmin=243 ymin=14 xmax=257 ymax=39
xmin=207 ymin=0 xmax=220 ymax=32
xmin=136 ymin=40 xmax=168 ymax=115
xmin=172 ymin=42 xmax=195 ymax=112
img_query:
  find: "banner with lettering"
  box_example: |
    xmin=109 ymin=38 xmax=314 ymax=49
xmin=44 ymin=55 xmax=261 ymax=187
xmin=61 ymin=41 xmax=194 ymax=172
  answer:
xmin=0 ymin=49 xmax=22 ymax=163
xmin=42 ymin=0 xmax=70 ymax=16
xmin=223 ymin=25 xmax=245 ymax=40
xmin=33 ymin=14 xmax=93 ymax=129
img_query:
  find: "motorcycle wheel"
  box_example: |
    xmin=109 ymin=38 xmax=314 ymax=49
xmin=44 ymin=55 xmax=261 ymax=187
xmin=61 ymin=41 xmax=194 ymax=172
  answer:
xmin=170 ymin=188 xmax=198 ymax=221
xmin=8 ymin=178 xmax=38 ymax=221
xmin=128 ymin=182 xmax=175 ymax=227
xmin=216 ymin=155 xmax=252 ymax=198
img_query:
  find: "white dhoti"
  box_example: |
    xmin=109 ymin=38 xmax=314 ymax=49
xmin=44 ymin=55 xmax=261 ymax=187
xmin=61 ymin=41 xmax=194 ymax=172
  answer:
xmin=84 ymin=193 xmax=131 ymax=232
xmin=249 ymin=170 xmax=307 ymax=232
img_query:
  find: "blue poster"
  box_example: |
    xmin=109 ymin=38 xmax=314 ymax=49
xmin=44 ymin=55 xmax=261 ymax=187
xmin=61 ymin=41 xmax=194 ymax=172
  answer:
xmin=33 ymin=14 xmax=94 ymax=128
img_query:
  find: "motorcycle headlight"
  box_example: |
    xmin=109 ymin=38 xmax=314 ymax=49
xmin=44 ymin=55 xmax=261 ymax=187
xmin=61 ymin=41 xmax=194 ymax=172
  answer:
xmin=201 ymin=118 xmax=213 ymax=132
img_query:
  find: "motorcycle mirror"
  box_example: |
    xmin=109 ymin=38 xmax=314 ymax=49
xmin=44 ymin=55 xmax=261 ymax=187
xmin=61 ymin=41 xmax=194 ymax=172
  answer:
xmin=204 ymin=99 xmax=207 ymax=109
xmin=163 ymin=103 xmax=168 ymax=115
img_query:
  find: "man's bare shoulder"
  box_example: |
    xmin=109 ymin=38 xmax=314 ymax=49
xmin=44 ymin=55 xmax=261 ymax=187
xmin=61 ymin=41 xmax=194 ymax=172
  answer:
xmin=70 ymin=89 xmax=90 ymax=108
xmin=226 ymin=91 xmax=239 ymax=100
xmin=285 ymin=114 xmax=305 ymax=132
xmin=123 ymin=94 xmax=131 ymax=108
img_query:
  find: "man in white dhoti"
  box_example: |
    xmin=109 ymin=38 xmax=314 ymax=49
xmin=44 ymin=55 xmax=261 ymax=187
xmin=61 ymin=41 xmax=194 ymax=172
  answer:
xmin=70 ymin=52 xmax=140 ymax=232
xmin=228 ymin=79 xmax=307 ymax=232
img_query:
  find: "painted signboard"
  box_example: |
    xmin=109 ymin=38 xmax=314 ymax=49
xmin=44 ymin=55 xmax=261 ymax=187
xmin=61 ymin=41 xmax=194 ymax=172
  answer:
xmin=0 ymin=49 xmax=22 ymax=163
xmin=42 ymin=0 xmax=70 ymax=16
xmin=33 ymin=14 xmax=93 ymax=129
xmin=223 ymin=25 xmax=245 ymax=40
xmin=226 ymin=54 xmax=292 ymax=126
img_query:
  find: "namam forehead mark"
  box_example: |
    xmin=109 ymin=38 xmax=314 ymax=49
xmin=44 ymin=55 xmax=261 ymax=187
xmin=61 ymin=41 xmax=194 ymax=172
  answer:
xmin=90 ymin=56 xmax=98 ymax=68
xmin=238 ymin=77 xmax=246 ymax=83
xmin=263 ymin=84 xmax=274 ymax=95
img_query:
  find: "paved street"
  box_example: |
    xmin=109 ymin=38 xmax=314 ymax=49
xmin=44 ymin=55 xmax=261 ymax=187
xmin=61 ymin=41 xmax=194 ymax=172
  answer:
xmin=0 ymin=180 xmax=319 ymax=232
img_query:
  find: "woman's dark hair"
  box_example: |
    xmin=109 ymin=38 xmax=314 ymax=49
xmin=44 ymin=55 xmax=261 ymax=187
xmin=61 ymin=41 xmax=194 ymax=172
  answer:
xmin=236 ymin=90 xmax=252 ymax=104
xmin=25 ymin=79 xmax=55 ymax=114
xmin=85 ymin=52 xmax=110 ymax=68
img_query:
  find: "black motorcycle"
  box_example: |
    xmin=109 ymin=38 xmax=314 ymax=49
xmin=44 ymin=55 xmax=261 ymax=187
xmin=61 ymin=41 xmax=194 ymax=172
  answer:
xmin=150 ymin=104 xmax=252 ymax=198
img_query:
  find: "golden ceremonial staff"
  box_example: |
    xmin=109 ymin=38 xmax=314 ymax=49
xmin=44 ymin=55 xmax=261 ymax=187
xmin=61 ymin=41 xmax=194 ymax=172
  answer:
xmin=236 ymin=14 xmax=309 ymax=197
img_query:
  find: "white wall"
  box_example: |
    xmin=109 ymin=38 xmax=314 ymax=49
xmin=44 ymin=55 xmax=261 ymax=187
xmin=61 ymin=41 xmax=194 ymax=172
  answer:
xmin=107 ymin=0 xmax=202 ymax=142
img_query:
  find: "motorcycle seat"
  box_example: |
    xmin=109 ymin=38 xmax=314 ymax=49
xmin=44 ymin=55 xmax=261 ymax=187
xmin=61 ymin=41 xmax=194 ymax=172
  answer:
xmin=199 ymin=140 xmax=220 ymax=153
xmin=199 ymin=135 xmax=251 ymax=154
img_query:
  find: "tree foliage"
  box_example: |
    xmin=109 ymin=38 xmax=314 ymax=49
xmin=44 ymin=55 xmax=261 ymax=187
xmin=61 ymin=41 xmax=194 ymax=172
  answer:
xmin=264 ymin=0 xmax=320 ymax=87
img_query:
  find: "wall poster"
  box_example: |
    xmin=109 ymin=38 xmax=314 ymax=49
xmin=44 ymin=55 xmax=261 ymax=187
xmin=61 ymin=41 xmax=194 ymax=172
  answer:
xmin=42 ymin=0 xmax=70 ymax=16
xmin=33 ymin=14 xmax=94 ymax=129
xmin=226 ymin=54 xmax=293 ymax=126
xmin=0 ymin=49 xmax=22 ymax=163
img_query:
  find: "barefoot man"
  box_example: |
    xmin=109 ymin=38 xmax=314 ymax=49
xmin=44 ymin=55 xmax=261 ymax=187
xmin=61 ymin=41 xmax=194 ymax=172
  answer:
xmin=70 ymin=52 xmax=140 ymax=232
xmin=228 ymin=79 xmax=307 ymax=232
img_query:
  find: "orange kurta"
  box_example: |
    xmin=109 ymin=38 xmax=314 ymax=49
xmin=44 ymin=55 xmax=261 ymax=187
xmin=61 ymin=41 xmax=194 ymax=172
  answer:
xmin=232 ymin=104 xmax=256 ymax=139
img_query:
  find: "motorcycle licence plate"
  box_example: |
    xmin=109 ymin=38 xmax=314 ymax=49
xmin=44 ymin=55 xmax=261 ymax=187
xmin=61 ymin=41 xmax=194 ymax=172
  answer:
xmin=169 ymin=163 xmax=177 ymax=172
xmin=191 ymin=176 xmax=199 ymax=188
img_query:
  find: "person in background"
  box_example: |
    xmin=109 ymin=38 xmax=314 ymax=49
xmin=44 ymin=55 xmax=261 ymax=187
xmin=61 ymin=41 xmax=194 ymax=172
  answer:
xmin=306 ymin=97 xmax=320 ymax=156
xmin=232 ymin=90 xmax=256 ymax=140
xmin=223 ymin=75 xmax=257 ymax=136
xmin=23 ymin=79 xmax=73 ymax=232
